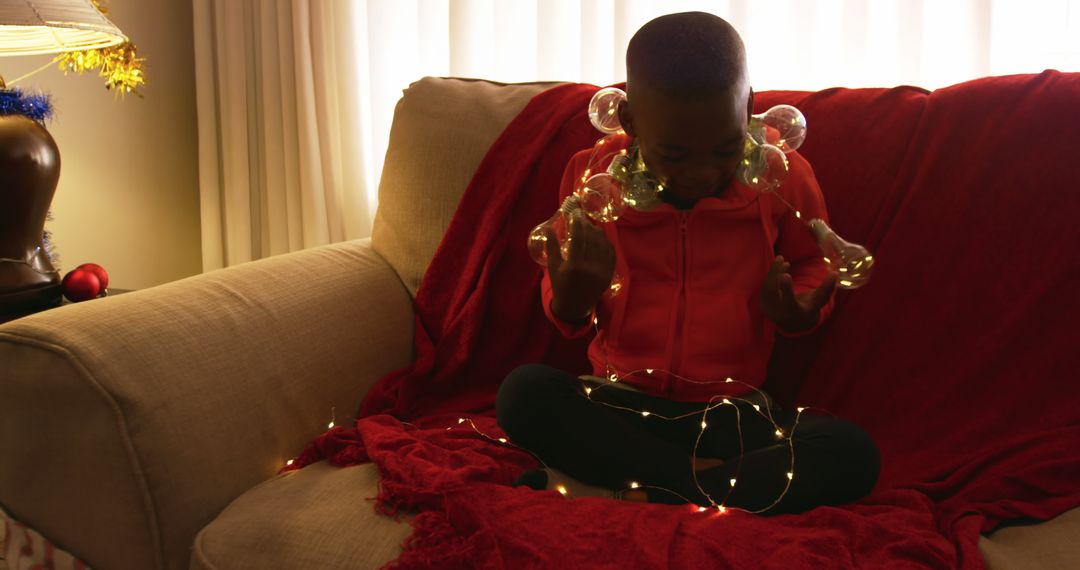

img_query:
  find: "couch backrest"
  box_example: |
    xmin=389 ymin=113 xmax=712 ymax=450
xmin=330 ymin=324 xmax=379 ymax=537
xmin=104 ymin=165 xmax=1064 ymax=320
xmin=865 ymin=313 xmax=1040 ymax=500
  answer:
xmin=371 ymin=77 xmax=561 ymax=297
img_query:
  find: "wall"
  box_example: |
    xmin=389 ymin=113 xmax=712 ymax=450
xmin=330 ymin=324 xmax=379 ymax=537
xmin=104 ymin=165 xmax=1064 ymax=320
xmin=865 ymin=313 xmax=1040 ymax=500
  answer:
xmin=2 ymin=0 xmax=201 ymax=290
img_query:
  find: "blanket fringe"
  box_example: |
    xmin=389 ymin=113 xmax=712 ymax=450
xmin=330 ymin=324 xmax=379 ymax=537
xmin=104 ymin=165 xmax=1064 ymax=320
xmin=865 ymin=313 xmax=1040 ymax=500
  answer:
xmin=385 ymin=510 xmax=475 ymax=570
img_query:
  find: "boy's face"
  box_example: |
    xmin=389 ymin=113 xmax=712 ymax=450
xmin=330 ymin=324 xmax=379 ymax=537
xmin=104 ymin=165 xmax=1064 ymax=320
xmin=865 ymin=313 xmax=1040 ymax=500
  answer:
xmin=618 ymin=85 xmax=753 ymax=206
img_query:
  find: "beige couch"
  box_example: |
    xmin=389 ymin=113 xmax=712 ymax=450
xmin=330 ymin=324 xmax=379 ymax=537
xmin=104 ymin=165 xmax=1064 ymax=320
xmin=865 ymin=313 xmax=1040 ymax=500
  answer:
xmin=1 ymin=77 xmax=1077 ymax=570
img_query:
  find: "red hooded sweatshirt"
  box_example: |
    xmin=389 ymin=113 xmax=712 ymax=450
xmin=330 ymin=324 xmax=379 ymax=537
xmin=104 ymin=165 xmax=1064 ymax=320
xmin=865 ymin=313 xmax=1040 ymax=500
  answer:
xmin=542 ymin=140 xmax=835 ymax=402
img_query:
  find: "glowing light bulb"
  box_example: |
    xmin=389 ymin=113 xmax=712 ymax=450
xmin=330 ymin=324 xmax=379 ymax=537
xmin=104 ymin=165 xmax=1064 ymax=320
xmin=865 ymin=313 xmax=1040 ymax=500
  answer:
xmin=787 ymin=472 xmax=794 ymax=480
xmin=797 ymin=407 xmax=805 ymax=412
xmin=641 ymin=411 xmax=651 ymax=417
xmin=738 ymin=141 xmax=789 ymax=192
xmin=755 ymin=104 xmax=807 ymax=153
xmin=286 ymin=459 xmax=294 ymax=466
xmin=498 ymin=438 xmax=507 ymax=443
xmin=753 ymin=405 xmax=761 ymax=412
xmin=556 ymin=485 xmax=569 ymax=496
xmin=629 ymin=481 xmax=640 ymax=489
xmin=608 ymin=374 xmax=618 ymax=382
xmin=458 ymin=418 xmax=466 ymax=424
xmin=725 ymin=378 xmax=733 ymax=383
xmin=646 ymin=368 xmax=654 ymax=374
xmin=588 ymin=87 xmax=626 ymax=134
xmin=585 ymin=387 xmax=593 ymax=395
xmin=701 ymin=421 xmax=708 ymax=429
xmin=698 ymin=506 xmax=708 ymax=512
xmin=775 ymin=429 xmax=784 ymax=437
xmin=328 ymin=421 xmax=335 ymax=429
xmin=729 ymin=478 xmax=737 ymax=487
xmin=808 ymin=219 xmax=874 ymax=289
xmin=722 ymin=399 xmax=731 ymax=404
xmin=717 ymin=505 xmax=727 ymax=513
xmin=578 ymin=173 xmax=626 ymax=223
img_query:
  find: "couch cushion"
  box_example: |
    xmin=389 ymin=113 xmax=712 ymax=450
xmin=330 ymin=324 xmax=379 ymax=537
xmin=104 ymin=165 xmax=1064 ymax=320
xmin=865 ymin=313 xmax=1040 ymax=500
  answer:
xmin=371 ymin=77 xmax=562 ymax=298
xmin=191 ymin=462 xmax=412 ymax=569
xmin=979 ymin=506 xmax=1080 ymax=570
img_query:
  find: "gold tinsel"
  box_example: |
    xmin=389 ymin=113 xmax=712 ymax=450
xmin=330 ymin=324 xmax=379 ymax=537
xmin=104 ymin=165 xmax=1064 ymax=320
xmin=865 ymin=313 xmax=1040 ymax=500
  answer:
xmin=53 ymin=0 xmax=146 ymax=97
xmin=54 ymin=43 xmax=145 ymax=97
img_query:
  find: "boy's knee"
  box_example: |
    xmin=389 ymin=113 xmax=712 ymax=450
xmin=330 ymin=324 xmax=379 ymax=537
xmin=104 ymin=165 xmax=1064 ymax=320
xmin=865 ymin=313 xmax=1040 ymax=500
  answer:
xmin=496 ymin=364 xmax=561 ymax=435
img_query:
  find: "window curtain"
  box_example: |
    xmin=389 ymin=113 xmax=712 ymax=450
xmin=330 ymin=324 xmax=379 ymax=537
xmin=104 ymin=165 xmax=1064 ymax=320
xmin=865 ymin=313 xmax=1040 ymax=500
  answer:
xmin=193 ymin=0 xmax=372 ymax=271
xmin=194 ymin=0 xmax=1075 ymax=269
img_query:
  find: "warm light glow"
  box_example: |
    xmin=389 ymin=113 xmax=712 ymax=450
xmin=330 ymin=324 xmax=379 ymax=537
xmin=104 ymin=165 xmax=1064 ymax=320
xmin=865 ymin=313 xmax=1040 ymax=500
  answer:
xmin=646 ymin=368 xmax=654 ymax=374
xmin=328 ymin=421 xmax=335 ymax=429
xmin=286 ymin=459 xmax=294 ymax=466
xmin=641 ymin=411 xmax=650 ymax=417
xmin=556 ymin=485 xmax=568 ymax=496
xmin=458 ymin=418 xmax=466 ymax=424
xmin=797 ymin=407 xmax=805 ymax=412
xmin=585 ymin=387 xmax=593 ymax=395
xmin=775 ymin=429 xmax=783 ymax=437
xmin=498 ymin=437 xmax=507 ymax=443
xmin=729 ymin=478 xmax=736 ymax=487
xmin=629 ymin=481 xmax=640 ymax=489
xmin=725 ymin=377 xmax=733 ymax=383
xmin=787 ymin=472 xmax=794 ymax=480
xmin=700 ymin=421 xmax=708 ymax=429
xmin=717 ymin=505 xmax=727 ymax=513
xmin=753 ymin=405 xmax=761 ymax=412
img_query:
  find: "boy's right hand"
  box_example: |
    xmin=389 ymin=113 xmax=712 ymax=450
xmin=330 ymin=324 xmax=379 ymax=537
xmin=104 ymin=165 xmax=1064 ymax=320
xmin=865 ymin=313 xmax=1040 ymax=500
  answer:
xmin=545 ymin=212 xmax=615 ymax=324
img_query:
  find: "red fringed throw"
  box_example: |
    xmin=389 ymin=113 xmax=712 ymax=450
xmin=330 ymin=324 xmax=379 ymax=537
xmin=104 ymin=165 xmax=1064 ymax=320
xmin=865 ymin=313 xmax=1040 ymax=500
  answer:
xmin=292 ymin=73 xmax=1080 ymax=569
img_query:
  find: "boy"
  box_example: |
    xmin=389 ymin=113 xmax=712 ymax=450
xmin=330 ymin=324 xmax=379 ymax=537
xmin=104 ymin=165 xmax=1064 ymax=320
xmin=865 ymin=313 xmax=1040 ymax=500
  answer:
xmin=497 ymin=12 xmax=879 ymax=514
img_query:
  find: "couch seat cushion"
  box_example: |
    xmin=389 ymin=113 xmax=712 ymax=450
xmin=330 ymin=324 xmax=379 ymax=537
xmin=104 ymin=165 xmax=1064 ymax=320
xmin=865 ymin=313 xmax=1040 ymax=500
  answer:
xmin=191 ymin=462 xmax=412 ymax=569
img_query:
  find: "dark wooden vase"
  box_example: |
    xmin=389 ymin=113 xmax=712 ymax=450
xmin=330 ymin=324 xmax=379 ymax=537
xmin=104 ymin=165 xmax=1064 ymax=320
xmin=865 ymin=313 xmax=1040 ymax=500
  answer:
xmin=0 ymin=114 xmax=62 ymax=316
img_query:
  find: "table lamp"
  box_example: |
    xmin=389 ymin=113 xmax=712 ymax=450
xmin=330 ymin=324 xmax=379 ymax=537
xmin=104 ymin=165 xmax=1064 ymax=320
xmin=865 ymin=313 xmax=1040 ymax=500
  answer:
xmin=0 ymin=0 xmax=126 ymax=316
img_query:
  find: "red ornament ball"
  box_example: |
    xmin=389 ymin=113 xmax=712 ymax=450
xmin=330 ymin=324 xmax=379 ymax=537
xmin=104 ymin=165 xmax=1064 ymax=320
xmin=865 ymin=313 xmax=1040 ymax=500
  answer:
xmin=62 ymin=268 xmax=103 ymax=302
xmin=75 ymin=262 xmax=109 ymax=291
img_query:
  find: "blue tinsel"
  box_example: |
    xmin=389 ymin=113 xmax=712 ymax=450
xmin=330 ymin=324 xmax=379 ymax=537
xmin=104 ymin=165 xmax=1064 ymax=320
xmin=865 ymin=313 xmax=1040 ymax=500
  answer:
xmin=0 ymin=88 xmax=54 ymax=123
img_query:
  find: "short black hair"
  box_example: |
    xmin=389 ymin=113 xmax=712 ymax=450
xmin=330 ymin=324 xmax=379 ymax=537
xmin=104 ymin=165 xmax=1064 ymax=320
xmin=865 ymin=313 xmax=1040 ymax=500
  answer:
xmin=626 ymin=12 xmax=747 ymax=98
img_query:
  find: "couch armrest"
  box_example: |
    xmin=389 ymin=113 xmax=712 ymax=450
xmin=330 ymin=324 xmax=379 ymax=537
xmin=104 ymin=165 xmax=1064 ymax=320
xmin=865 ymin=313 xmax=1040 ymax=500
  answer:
xmin=0 ymin=238 xmax=414 ymax=570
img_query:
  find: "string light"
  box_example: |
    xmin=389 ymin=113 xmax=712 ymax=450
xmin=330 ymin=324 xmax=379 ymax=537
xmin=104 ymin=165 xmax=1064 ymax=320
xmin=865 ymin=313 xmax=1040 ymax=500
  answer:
xmin=641 ymin=411 xmax=651 ymax=417
xmin=286 ymin=459 xmax=294 ymax=466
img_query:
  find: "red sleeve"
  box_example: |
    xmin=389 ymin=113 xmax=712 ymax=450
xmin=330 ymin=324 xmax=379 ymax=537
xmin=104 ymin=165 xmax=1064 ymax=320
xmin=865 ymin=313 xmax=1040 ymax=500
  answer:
xmin=540 ymin=149 xmax=595 ymax=339
xmin=773 ymin=152 xmax=836 ymax=337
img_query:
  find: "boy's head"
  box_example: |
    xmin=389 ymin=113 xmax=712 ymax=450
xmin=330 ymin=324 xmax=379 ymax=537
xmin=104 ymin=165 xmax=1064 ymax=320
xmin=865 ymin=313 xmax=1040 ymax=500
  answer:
xmin=617 ymin=12 xmax=752 ymax=208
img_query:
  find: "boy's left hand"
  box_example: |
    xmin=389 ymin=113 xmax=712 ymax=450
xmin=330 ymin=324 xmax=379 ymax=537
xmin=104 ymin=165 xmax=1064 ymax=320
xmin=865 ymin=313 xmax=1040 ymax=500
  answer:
xmin=760 ymin=256 xmax=838 ymax=333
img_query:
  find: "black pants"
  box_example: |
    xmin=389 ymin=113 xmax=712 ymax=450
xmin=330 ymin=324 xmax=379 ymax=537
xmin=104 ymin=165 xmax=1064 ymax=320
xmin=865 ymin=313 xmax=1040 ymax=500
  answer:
xmin=496 ymin=364 xmax=880 ymax=515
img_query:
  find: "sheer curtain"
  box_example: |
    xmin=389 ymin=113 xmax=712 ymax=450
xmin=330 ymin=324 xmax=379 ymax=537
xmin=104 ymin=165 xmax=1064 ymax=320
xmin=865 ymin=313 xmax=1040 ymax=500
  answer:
xmin=356 ymin=0 xmax=1078 ymax=224
xmin=193 ymin=0 xmax=372 ymax=271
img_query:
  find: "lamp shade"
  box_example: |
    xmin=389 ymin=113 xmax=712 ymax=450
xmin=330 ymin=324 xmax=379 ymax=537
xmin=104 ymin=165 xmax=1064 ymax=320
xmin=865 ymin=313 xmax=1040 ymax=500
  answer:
xmin=0 ymin=0 xmax=126 ymax=56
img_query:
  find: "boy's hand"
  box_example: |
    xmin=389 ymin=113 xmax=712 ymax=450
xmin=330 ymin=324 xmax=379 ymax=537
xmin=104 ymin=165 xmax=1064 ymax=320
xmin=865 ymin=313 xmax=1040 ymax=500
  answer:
xmin=545 ymin=212 xmax=615 ymax=323
xmin=760 ymin=256 xmax=838 ymax=333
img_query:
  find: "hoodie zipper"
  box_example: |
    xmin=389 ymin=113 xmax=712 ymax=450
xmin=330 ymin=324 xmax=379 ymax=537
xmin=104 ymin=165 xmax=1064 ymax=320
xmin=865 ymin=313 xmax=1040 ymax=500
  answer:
xmin=668 ymin=211 xmax=689 ymax=382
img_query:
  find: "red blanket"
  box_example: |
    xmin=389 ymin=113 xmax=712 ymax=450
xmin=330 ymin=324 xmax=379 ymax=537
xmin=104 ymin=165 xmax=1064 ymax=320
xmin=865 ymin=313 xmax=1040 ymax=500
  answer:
xmin=292 ymin=72 xmax=1080 ymax=568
